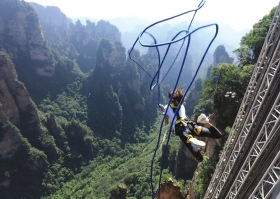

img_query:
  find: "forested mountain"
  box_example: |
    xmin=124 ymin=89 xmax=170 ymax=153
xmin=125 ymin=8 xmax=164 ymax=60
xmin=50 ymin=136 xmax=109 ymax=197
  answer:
xmin=0 ymin=0 xmax=275 ymax=198
xmin=0 ymin=1 xmax=158 ymax=198
xmin=73 ymin=16 xmax=248 ymax=60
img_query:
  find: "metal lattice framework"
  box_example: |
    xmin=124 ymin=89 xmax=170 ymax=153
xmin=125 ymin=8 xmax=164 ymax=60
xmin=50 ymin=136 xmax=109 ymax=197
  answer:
xmin=249 ymin=151 xmax=280 ymax=199
xmin=226 ymin=93 xmax=280 ymax=198
xmin=203 ymin=3 xmax=280 ymax=199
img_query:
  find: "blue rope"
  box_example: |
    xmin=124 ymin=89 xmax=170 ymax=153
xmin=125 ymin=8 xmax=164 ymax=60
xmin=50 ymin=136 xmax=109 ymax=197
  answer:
xmin=128 ymin=0 xmax=218 ymax=198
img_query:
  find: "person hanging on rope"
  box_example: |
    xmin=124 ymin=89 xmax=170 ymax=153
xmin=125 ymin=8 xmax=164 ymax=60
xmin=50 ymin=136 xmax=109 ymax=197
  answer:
xmin=159 ymin=88 xmax=223 ymax=162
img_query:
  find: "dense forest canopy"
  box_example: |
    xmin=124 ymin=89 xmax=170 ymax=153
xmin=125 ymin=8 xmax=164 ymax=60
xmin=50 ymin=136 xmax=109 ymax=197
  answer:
xmin=0 ymin=0 xmax=276 ymax=198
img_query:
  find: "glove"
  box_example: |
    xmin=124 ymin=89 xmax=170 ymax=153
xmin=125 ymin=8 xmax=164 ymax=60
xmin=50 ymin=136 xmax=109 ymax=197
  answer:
xmin=158 ymin=104 xmax=165 ymax=112
xmin=197 ymin=113 xmax=209 ymax=124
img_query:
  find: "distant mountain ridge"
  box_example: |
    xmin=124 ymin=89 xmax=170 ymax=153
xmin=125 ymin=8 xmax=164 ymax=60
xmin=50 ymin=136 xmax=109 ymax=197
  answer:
xmin=72 ymin=16 xmax=249 ymax=59
xmin=70 ymin=16 xmax=248 ymax=83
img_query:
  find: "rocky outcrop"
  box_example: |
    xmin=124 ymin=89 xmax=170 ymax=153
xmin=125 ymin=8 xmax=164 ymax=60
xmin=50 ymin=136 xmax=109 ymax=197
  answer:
xmin=96 ymin=20 xmax=121 ymax=43
xmin=30 ymin=2 xmax=79 ymax=60
xmin=0 ymin=52 xmax=48 ymax=187
xmin=29 ymin=3 xmax=71 ymax=46
xmin=69 ymin=19 xmax=122 ymax=72
xmin=0 ymin=123 xmax=21 ymax=159
xmin=0 ymin=52 xmax=39 ymax=158
xmin=30 ymin=2 xmax=122 ymax=73
xmin=213 ymin=45 xmax=234 ymax=67
xmin=109 ymin=184 xmax=128 ymax=199
xmin=155 ymin=179 xmax=185 ymax=199
xmin=97 ymin=40 xmax=126 ymax=72
xmin=0 ymin=0 xmax=54 ymax=77
xmin=0 ymin=53 xmax=22 ymax=158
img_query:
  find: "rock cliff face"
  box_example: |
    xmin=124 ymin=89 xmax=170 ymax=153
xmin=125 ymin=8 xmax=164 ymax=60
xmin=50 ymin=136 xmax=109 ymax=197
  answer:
xmin=213 ymin=45 xmax=234 ymax=67
xmin=0 ymin=51 xmax=44 ymax=162
xmin=30 ymin=2 xmax=122 ymax=73
xmin=0 ymin=0 xmax=54 ymax=77
xmin=30 ymin=3 xmax=71 ymax=46
xmin=69 ymin=19 xmax=122 ymax=72
xmin=155 ymin=179 xmax=185 ymax=199
xmin=0 ymin=52 xmax=48 ymax=188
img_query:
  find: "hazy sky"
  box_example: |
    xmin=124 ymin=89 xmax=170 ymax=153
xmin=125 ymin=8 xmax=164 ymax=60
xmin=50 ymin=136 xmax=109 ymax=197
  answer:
xmin=25 ymin=0 xmax=280 ymax=30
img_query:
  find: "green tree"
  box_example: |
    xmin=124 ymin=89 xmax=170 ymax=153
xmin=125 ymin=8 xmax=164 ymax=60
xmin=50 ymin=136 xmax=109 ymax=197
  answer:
xmin=234 ymin=7 xmax=276 ymax=66
xmin=198 ymin=63 xmax=253 ymax=130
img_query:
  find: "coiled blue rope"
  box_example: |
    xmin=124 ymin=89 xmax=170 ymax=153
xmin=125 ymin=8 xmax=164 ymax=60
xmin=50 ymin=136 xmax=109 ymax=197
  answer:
xmin=128 ymin=0 xmax=218 ymax=198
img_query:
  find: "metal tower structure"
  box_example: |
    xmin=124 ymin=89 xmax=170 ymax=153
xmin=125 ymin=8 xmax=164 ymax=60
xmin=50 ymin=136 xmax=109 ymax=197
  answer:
xmin=203 ymin=4 xmax=280 ymax=199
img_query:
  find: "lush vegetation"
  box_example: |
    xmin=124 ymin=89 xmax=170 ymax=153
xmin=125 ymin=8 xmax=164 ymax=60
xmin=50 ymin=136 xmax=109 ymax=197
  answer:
xmin=43 ymin=118 xmax=181 ymax=199
xmin=234 ymin=7 xmax=277 ymax=67
xmin=198 ymin=63 xmax=254 ymax=130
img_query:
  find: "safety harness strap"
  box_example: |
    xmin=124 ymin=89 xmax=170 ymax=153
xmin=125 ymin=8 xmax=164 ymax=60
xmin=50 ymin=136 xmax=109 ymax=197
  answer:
xmin=170 ymin=103 xmax=187 ymax=124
